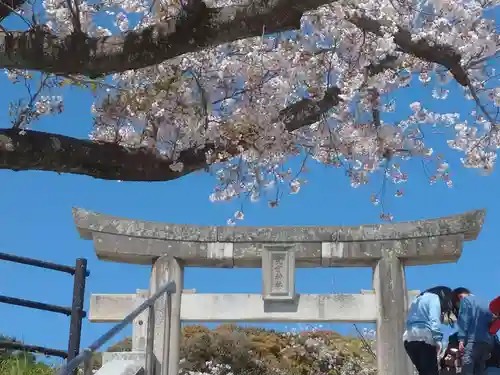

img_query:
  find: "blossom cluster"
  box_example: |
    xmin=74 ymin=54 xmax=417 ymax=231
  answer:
xmin=5 ymin=0 xmax=500 ymax=221
xmin=180 ymin=325 xmax=377 ymax=375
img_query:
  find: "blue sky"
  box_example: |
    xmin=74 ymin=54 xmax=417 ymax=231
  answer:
xmin=1 ymin=55 xmax=500 ymax=364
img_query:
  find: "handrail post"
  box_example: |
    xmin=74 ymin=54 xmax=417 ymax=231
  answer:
xmin=67 ymin=258 xmax=87 ymax=375
xmin=144 ymin=304 xmax=155 ymax=375
xmin=83 ymin=353 xmax=93 ymax=375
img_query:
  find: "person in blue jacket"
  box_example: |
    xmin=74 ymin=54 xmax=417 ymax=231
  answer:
xmin=403 ymin=286 xmax=455 ymax=375
xmin=451 ymin=287 xmax=494 ymax=375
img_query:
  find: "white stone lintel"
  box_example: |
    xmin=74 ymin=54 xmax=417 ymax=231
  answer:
xmin=90 ymin=293 xmax=382 ymax=322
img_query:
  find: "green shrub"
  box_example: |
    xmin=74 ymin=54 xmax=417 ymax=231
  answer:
xmin=0 ymin=356 xmax=55 ymax=375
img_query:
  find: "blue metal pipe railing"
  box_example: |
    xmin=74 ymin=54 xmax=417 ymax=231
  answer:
xmin=56 ymin=280 xmax=176 ymax=375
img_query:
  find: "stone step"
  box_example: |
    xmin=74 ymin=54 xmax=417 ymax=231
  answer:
xmin=102 ymin=351 xmax=145 ymax=366
xmin=93 ymin=359 xmax=143 ymax=375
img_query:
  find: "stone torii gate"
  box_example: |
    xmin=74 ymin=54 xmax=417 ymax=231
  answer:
xmin=73 ymin=208 xmax=485 ymax=375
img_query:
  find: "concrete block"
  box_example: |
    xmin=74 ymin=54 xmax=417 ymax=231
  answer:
xmin=94 ymin=359 xmax=143 ymax=375
xmin=102 ymin=352 xmax=145 ymax=366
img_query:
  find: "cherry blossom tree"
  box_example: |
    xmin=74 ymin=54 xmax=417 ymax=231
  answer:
xmin=0 ymin=0 xmax=498 ymax=220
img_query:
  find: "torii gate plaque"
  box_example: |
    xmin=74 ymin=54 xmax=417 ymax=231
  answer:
xmin=73 ymin=208 xmax=485 ymax=375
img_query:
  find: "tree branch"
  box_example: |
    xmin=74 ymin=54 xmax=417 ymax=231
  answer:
xmin=0 ymin=0 xmax=25 ymax=22
xmin=0 ymin=0 xmax=470 ymax=85
xmin=0 ymin=0 xmax=335 ymax=76
xmin=0 ymin=48 xmax=463 ymax=182
xmin=279 ymin=86 xmax=342 ymax=131
xmin=348 ymin=15 xmax=469 ymax=86
xmin=0 ymin=6 xmax=478 ymax=181
xmin=0 ymin=128 xmax=205 ymax=181
xmin=0 ymin=84 xmax=342 ymax=181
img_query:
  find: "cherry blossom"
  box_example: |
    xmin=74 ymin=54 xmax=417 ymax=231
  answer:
xmin=1 ymin=0 xmax=499 ymax=222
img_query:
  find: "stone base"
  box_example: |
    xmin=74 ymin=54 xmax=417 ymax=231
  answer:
xmin=102 ymin=351 xmax=146 ymax=366
xmin=94 ymin=359 xmax=144 ymax=375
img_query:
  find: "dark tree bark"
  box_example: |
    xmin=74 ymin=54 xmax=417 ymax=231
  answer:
xmin=0 ymin=0 xmax=466 ymax=84
xmin=0 ymin=0 xmax=26 ymax=22
xmin=0 ymin=88 xmax=342 ymax=181
xmin=0 ymin=38 xmax=470 ymax=182
xmin=348 ymin=15 xmax=469 ymax=86
xmin=0 ymin=128 xmax=202 ymax=181
xmin=0 ymin=0 xmax=333 ymax=76
xmin=0 ymin=0 xmax=472 ymax=182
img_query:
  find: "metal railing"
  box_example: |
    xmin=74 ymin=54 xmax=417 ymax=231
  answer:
xmin=56 ymin=280 xmax=176 ymax=375
xmin=0 ymin=252 xmax=89 ymax=372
